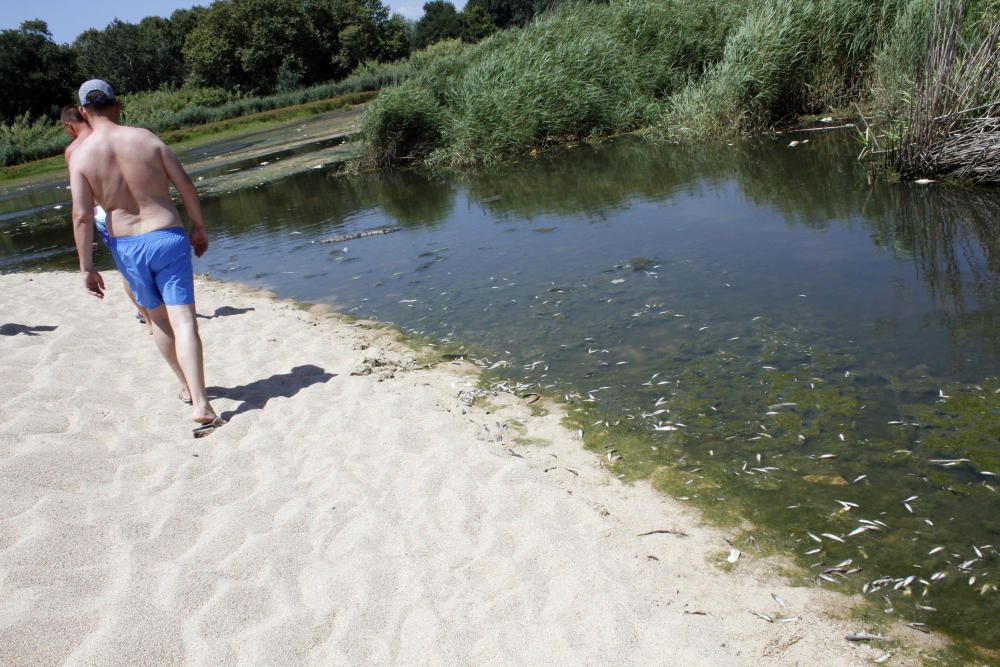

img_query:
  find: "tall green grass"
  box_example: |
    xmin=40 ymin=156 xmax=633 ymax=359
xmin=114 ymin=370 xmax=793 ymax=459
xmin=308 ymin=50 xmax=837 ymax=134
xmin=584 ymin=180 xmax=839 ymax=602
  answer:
xmin=363 ymin=0 xmax=998 ymax=169
xmin=667 ymin=0 xmax=913 ymax=135
xmin=0 ymin=114 xmax=65 ymax=167
xmin=363 ymin=0 xmax=738 ymax=167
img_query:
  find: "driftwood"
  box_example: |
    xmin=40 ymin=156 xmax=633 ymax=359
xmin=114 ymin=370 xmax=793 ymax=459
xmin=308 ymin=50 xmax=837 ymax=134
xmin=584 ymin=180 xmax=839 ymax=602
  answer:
xmin=319 ymin=226 xmax=402 ymax=244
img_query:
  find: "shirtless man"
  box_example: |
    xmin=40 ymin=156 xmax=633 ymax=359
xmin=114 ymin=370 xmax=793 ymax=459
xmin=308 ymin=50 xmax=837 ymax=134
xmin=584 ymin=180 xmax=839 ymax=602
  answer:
xmin=62 ymin=105 xmax=150 ymax=332
xmin=69 ymin=79 xmax=223 ymax=438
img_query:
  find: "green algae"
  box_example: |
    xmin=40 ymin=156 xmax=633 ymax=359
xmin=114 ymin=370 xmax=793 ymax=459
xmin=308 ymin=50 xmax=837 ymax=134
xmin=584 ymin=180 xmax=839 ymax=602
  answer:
xmin=482 ymin=311 xmax=1000 ymax=649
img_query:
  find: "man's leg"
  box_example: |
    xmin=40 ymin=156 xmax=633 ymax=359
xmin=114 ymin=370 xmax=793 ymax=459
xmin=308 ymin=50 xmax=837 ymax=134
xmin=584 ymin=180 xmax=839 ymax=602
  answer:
xmin=145 ymin=304 xmax=193 ymax=403
xmin=164 ymin=303 xmax=217 ymax=423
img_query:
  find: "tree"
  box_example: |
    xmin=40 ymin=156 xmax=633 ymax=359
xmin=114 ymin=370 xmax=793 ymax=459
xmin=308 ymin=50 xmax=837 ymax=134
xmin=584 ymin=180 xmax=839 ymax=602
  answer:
xmin=185 ymin=0 xmax=319 ymax=92
xmin=74 ymin=19 xmax=184 ymax=93
xmin=463 ymin=0 xmax=551 ymax=29
xmin=413 ymin=1 xmax=465 ymax=49
xmin=184 ymin=0 xmax=409 ymax=94
xmin=0 ymin=21 xmax=80 ymax=123
xmin=461 ymin=4 xmax=497 ymax=42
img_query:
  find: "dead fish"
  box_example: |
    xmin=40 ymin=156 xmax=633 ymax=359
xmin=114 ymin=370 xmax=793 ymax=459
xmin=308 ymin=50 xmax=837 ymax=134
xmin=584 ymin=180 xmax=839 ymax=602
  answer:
xmin=821 ymin=533 xmax=845 ymax=543
xmin=874 ymin=651 xmax=893 ymax=663
xmin=845 ymin=631 xmax=885 ymax=641
xmin=771 ymin=593 xmax=786 ymax=609
xmin=852 ymin=474 xmax=868 ymax=483
xmin=807 ymin=532 xmax=823 ymax=543
xmin=928 ymin=546 xmax=945 ymax=555
xmin=818 ymin=453 xmax=837 ymax=459
xmin=750 ymin=611 xmax=773 ymax=622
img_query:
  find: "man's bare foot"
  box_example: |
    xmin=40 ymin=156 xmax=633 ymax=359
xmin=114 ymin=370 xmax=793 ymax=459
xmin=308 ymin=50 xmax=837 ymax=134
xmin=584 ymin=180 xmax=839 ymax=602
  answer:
xmin=192 ymin=400 xmax=217 ymax=425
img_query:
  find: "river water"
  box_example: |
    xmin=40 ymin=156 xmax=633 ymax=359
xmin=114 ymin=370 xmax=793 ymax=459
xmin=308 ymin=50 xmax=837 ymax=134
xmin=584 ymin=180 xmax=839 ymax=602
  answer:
xmin=2 ymin=131 xmax=999 ymax=648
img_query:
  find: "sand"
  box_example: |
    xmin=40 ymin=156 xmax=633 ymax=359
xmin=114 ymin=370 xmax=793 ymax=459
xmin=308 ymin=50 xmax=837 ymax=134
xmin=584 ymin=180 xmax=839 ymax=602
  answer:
xmin=0 ymin=271 xmax=931 ymax=665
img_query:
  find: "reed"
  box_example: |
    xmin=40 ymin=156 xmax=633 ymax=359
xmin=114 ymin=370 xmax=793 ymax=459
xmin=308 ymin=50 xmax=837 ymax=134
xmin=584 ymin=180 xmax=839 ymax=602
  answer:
xmin=881 ymin=0 xmax=1000 ymax=183
xmin=363 ymin=0 xmax=737 ymax=167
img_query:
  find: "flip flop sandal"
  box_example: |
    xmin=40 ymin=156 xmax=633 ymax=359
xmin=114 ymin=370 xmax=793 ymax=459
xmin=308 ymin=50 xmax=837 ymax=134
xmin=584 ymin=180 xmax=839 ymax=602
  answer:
xmin=193 ymin=417 xmax=226 ymax=439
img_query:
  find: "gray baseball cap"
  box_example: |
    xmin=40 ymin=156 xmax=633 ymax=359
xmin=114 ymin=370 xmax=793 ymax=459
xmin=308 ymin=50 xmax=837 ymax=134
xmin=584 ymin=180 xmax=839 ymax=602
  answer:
xmin=78 ymin=79 xmax=117 ymax=106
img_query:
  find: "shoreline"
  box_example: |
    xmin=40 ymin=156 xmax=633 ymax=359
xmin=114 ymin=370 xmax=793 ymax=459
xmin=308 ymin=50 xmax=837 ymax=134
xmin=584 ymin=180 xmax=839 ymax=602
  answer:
xmin=1 ymin=270 xmax=942 ymax=664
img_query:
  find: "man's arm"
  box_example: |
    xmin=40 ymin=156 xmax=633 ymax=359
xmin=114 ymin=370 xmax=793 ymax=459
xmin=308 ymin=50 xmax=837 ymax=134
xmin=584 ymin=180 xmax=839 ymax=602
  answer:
xmin=159 ymin=142 xmax=208 ymax=257
xmin=69 ymin=163 xmax=104 ymax=298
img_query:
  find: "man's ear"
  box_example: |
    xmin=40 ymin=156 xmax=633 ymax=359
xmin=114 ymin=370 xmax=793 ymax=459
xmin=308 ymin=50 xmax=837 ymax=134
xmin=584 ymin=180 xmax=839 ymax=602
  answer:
xmin=79 ymin=106 xmax=90 ymax=123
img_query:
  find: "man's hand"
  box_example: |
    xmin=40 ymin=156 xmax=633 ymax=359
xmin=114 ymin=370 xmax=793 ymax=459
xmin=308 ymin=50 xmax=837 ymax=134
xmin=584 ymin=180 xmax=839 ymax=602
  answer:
xmin=190 ymin=226 xmax=208 ymax=257
xmin=83 ymin=270 xmax=105 ymax=299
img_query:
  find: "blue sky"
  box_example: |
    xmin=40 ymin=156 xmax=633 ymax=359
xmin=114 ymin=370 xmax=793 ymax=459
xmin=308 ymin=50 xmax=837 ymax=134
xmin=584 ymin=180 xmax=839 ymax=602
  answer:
xmin=1 ymin=0 xmax=440 ymax=44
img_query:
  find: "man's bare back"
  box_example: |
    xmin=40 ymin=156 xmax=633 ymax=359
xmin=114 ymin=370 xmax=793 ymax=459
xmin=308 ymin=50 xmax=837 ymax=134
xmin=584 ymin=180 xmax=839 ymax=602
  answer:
xmin=70 ymin=124 xmax=207 ymax=249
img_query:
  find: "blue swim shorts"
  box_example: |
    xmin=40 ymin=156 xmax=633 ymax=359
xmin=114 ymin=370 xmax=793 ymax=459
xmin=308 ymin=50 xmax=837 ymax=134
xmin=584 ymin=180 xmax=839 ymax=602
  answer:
xmin=113 ymin=227 xmax=195 ymax=309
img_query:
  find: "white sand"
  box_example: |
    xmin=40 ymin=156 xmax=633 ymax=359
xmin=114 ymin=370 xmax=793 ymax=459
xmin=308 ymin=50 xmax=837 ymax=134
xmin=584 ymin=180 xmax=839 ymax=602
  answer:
xmin=0 ymin=271 xmax=932 ymax=665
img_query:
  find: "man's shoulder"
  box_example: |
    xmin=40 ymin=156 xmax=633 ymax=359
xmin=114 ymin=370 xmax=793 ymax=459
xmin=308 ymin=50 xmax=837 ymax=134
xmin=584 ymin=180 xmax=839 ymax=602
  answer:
xmin=115 ymin=125 xmax=167 ymax=152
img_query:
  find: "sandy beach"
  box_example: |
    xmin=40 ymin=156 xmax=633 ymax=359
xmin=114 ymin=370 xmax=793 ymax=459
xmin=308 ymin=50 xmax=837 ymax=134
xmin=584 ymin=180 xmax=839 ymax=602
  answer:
xmin=0 ymin=271 xmax=934 ymax=665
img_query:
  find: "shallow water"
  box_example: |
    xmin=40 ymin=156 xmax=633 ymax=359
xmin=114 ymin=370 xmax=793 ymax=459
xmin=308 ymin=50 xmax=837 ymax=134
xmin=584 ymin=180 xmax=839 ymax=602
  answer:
xmin=3 ymin=132 xmax=999 ymax=647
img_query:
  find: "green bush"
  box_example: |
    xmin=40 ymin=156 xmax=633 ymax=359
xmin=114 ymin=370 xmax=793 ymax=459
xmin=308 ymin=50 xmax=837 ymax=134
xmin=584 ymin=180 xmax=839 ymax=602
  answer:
xmin=0 ymin=113 xmax=65 ymax=167
xmin=361 ymin=80 xmax=444 ymax=167
xmin=363 ymin=0 xmax=740 ymax=167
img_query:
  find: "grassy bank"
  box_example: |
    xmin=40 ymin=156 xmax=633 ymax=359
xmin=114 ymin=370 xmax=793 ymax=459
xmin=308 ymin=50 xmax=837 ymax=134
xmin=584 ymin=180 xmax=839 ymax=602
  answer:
xmin=361 ymin=0 xmax=999 ymax=177
xmin=0 ymin=67 xmax=389 ymax=170
xmin=0 ymin=91 xmax=372 ymax=183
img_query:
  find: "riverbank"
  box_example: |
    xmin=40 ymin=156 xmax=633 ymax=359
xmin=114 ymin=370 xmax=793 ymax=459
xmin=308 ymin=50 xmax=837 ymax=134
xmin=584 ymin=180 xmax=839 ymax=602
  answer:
xmin=0 ymin=270 xmax=941 ymax=664
xmin=0 ymin=93 xmax=370 ymax=186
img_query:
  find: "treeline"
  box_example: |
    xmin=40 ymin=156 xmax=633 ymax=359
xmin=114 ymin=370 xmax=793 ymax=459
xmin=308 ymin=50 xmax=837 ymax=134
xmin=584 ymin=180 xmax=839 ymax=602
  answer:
xmin=0 ymin=0 xmax=555 ymax=125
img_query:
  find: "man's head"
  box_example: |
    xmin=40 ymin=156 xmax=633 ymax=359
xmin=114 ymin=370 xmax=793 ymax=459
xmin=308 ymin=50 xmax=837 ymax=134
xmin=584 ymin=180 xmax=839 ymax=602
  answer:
xmin=78 ymin=79 xmax=121 ymax=122
xmin=61 ymin=105 xmax=89 ymax=140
